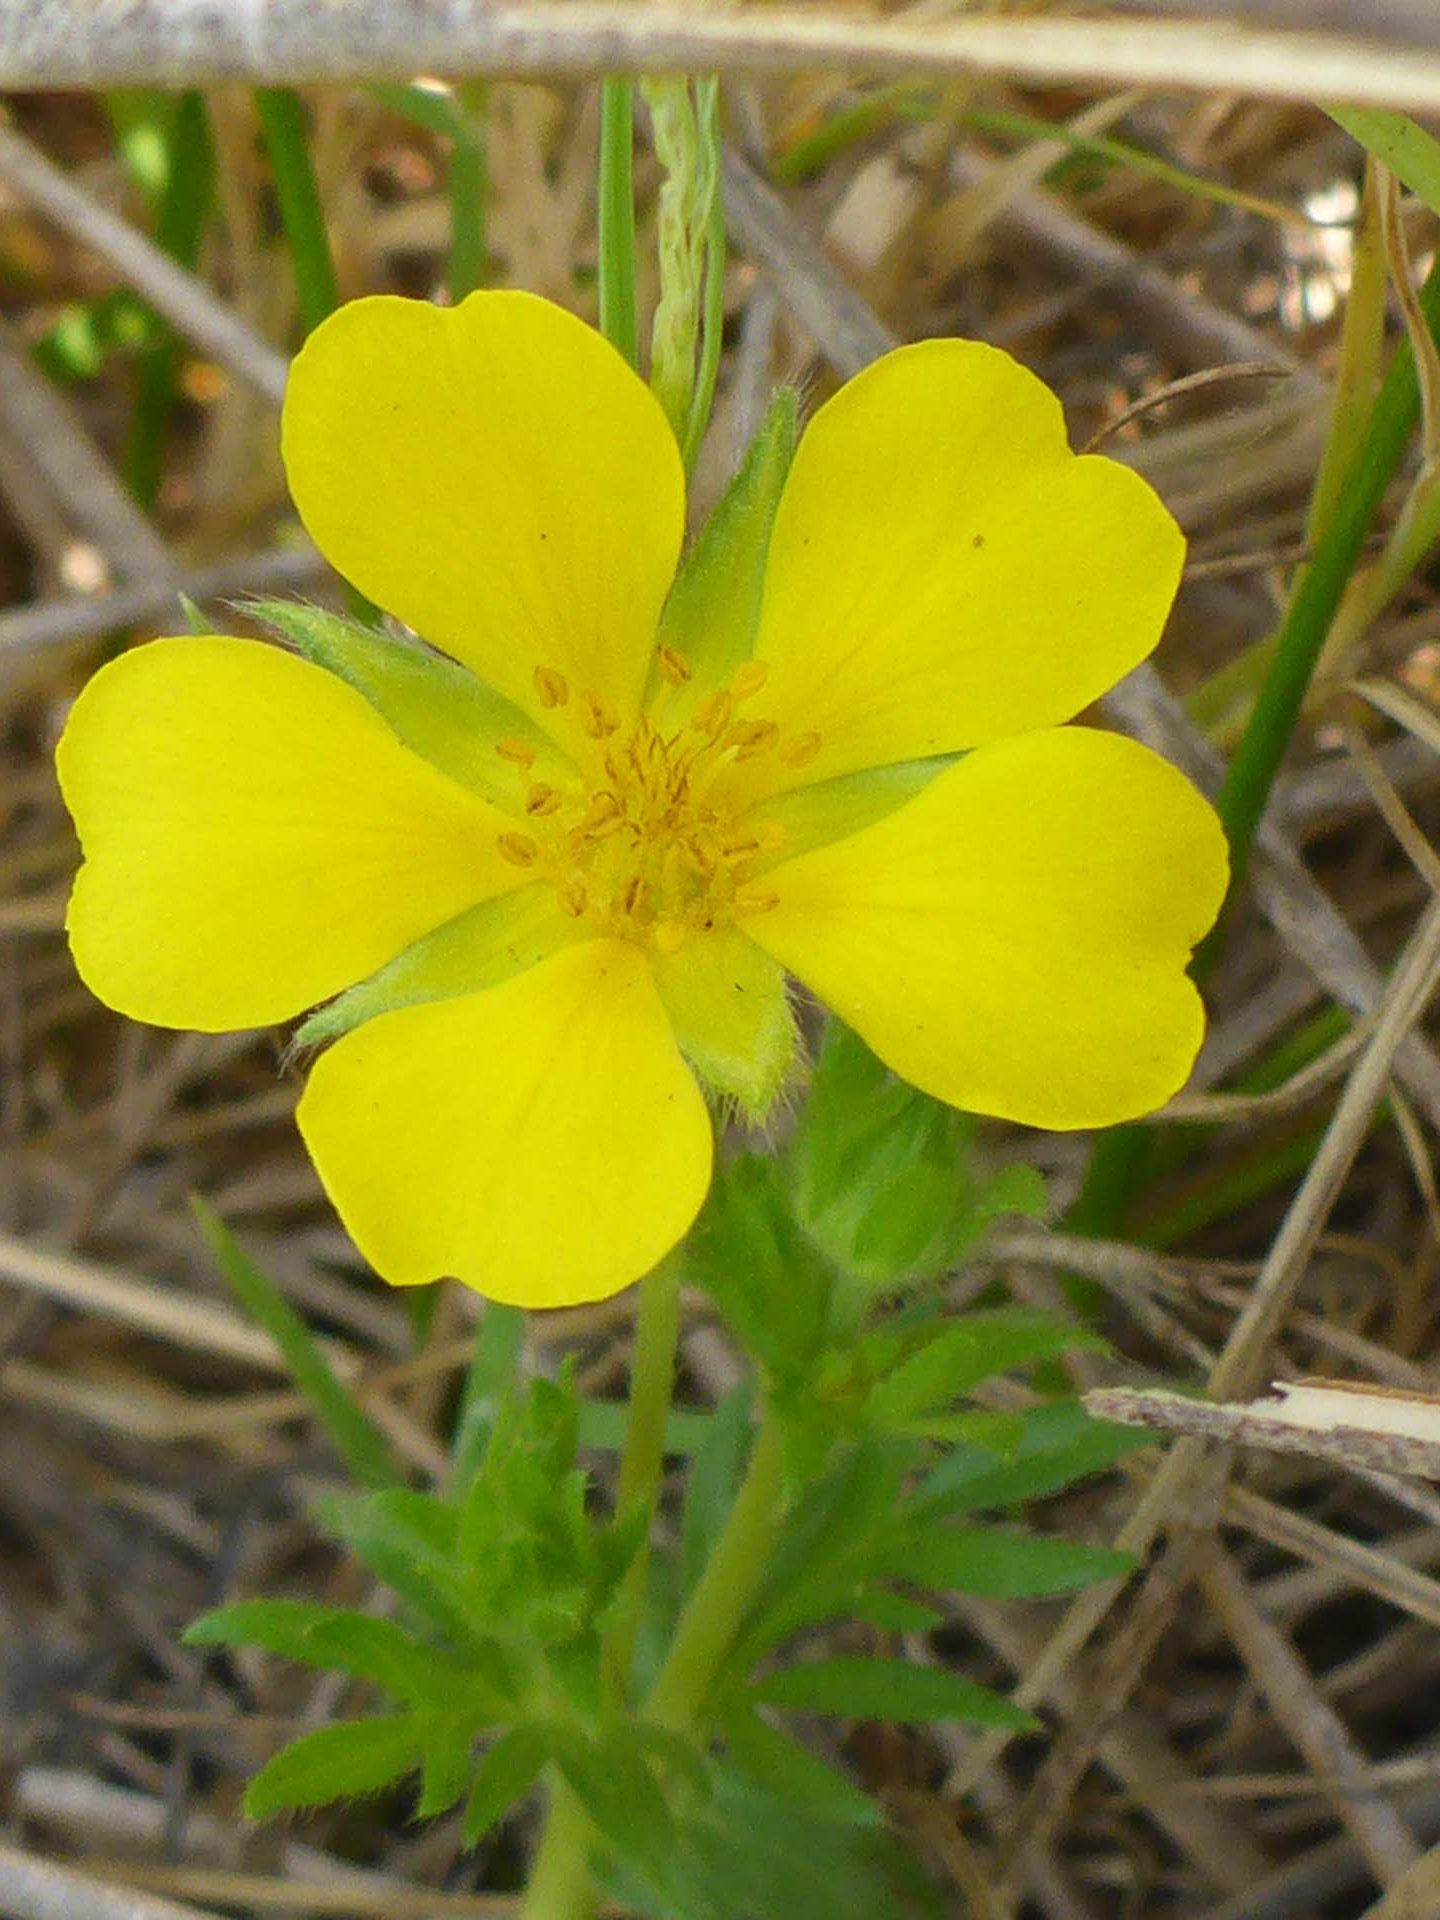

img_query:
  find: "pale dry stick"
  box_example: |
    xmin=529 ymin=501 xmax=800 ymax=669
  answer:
xmin=1123 ymin=0 xmax=1440 ymax=51
xmin=89 ymin=1873 xmax=525 ymax=1920
xmin=0 ymin=123 xmax=288 ymax=406
xmin=1085 ymin=1387 xmax=1440 ymax=1485
xmin=947 ymin=884 xmax=1440 ymax=1803
xmin=1106 ymin=662 xmax=1440 ymax=1128
xmin=1226 ymin=1483 xmax=1440 ymax=1633
xmin=722 ymin=148 xmax=896 ymax=378
xmin=949 ymin=1598 xmax=1274 ymax=1896
xmin=0 ymin=1844 xmax=220 ymax=1920
xmin=0 ymin=1229 xmax=355 ymax=1375
xmin=11 ymin=2 xmax=1440 ymax=114
xmin=993 ymin=1457 xmax=1229 ymax=1896
xmin=0 ymin=327 xmax=171 ymax=586
xmin=0 ymin=544 xmax=327 ymax=657
xmin=1156 ymin=1016 xmax=1372 ymax=1122
xmin=1202 ymin=1550 xmax=1421 ymax=1885
xmin=1359 ymin=1842 xmax=1440 ymax=1918
xmin=1081 ymin=362 xmax=1297 ymax=454
xmin=948 ymin=148 xmax=1316 ymax=386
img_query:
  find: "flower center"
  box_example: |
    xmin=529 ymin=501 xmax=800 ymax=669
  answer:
xmin=491 ymin=656 xmax=820 ymax=953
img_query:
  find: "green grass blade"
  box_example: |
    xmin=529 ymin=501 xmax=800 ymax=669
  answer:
xmin=256 ymin=88 xmax=340 ymax=334
xmin=191 ymin=1198 xmax=403 ymax=1490
xmin=598 ymin=78 xmax=638 ymax=365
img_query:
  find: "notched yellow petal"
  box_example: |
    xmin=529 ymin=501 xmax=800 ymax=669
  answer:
xmin=57 ymin=636 xmax=521 ymax=1032
xmin=750 ymin=726 xmax=1227 ymax=1131
xmin=297 ymin=941 xmax=713 ymax=1308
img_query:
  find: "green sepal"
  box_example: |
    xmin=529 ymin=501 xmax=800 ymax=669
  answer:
xmin=249 ymin=598 xmax=562 ymax=805
xmin=648 ymin=387 xmax=797 ymax=708
xmin=293 ymin=889 xmax=579 ymax=1050
xmin=651 ymin=931 xmax=798 ymax=1124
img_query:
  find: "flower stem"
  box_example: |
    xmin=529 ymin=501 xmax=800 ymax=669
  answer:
xmin=643 ymin=1413 xmax=787 ymax=1734
xmin=610 ymin=1252 xmax=684 ymax=1679
xmin=597 ymin=78 xmax=638 ymax=367
xmin=517 ymin=1780 xmax=596 ymax=1920
xmin=256 ymin=87 xmax=339 ymax=334
xmin=517 ymin=1258 xmax=683 ymax=1918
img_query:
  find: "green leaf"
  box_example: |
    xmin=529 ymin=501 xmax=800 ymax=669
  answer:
xmin=1328 ymin=107 xmax=1440 ymax=216
xmin=650 ymin=387 xmax=796 ymax=697
xmin=245 ymin=1715 xmax=425 ymax=1818
xmin=416 ymin=1715 xmax=477 ymax=1818
xmin=184 ymin=1600 xmax=486 ymax=1710
xmin=722 ymin=1705 xmax=881 ymax=1826
xmin=912 ymin=1401 xmax=1154 ymax=1519
xmin=688 ymin=1156 xmax=833 ymax=1386
xmin=753 ymin=1655 xmax=1035 ymax=1731
xmin=897 ymin=1524 xmax=1133 ymax=1598
xmin=680 ymin=1383 xmax=754 ymax=1599
xmin=192 ymin=1201 xmax=401 ymax=1491
xmin=461 ymin=1725 xmax=556 ymax=1844
xmin=249 ymin=599 xmax=557 ymax=806
xmin=868 ymin=1310 xmax=1106 ymax=1429
xmin=451 ymin=1304 xmax=528 ymax=1489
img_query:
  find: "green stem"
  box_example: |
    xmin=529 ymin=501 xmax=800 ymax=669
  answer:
xmin=125 ymin=90 xmax=213 ymax=509
xmin=517 ymin=1780 xmax=596 ymax=1920
xmin=447 ymin=82 xmax=489 ymax=303
xmin=256 ymin=88 xmax=340 ymax=333
xmin=681 ymin=80 xmax=727 ymax=476
xmin=608 ymin=1255 xmax=684 ymax=1681
xmin=643 ymin=1414 xmax=787 ymax=1734
xmin=1217 ymin=252 xmax=1440 ymax=886
xmin=598 ymin=79 xmax=638 ymax=366
xmin=518 ymin=1260 xmax=683 ymax=1919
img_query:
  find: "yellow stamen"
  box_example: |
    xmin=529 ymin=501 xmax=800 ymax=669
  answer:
xmin=533 ymin=665 xmax=569 ymax=709
xmin=558 ymin=879 xmax=588 ymax=918
xmin=755 ymin=820 xmax=788 ymax=855
xmin=656 ymin=645 xmax=692 ymax=687
xmin=735 ymin=889 xmax=780 ymax=916
xmin=582 ymin=690 xmax=620 ymax=739
xmin=524 ymin=783 xmax=562 ymax=817
xmin=498 ymin=832 xmax=541 ymax=868
xmin=727 ymin=719 xmax=780 ymax=761
xmin=496 ymin=735 xmax=537 ymax=768
xmin=780 ymin=730 xmax=823 ymax=769
xmin=730 ymin=660 xmax=769 ymax=701
xmin=691 ymin=690 xmax=732 ymax=740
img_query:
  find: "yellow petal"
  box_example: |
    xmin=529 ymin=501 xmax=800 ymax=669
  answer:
xmin=746 ymin=339 xmax=1184 ymax=791
xmin=650 ymin=927 xmax=797 ymax=1120
xmin=282 ymin=292 xmax=684 ymax=742
xmin=58 ymin=637 xmax=520 ymax=1031
xmin=297 ymin=941 xmax=713 ymax=1308
xmin=748 ymin=727 xmax=1227 ymax=1130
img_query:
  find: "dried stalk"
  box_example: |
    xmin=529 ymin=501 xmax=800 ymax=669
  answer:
xmin=3 ymin=3 xmax=1440 ymax=115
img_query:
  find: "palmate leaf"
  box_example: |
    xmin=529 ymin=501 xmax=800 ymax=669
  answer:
xmin=751 ymin=1655 xmax=1034 ymax=1731
xmin=245 ymin=1714 xmax=426 ymax=1818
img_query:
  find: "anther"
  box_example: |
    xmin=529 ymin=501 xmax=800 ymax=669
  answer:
xmin=559 ymin=879 xmax=589 ymax=918
xmin=621 ymin=875 xmax=646 ymax=918
xmin=524 ymin=783 xmax=562 ymax=817
xmin=691 ymin=690 xmax=732 ymax=740
xmin=730 ymin=660 xmax=770 ymax=701
xmin=575 ymin=792 xmax=623 ymax=837
xmin=780 ymin=730 xmax=823 ymax=769
xmin=735 ymin=889 xmax=781 ymax=916
xmin=656 ymin=644 xmax=692 ymax=687
xmin=496 ymin=735 xmax=537 ymax=768
xmin=497 ymin=832 xmax=541 ymax=868
xmin=533 ymin=665 xmax=569 ymax=709
xmin=581 ymin=690 xmax=620 ymax=739
xmin=727 ymin=719 xmax=780 ymax=761
xmin=755 ymin=820 xmax=788 ymax=854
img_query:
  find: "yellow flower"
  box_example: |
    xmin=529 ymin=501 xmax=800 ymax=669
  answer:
xmin=56 ymin=292 xmax=1226 ymax=1309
